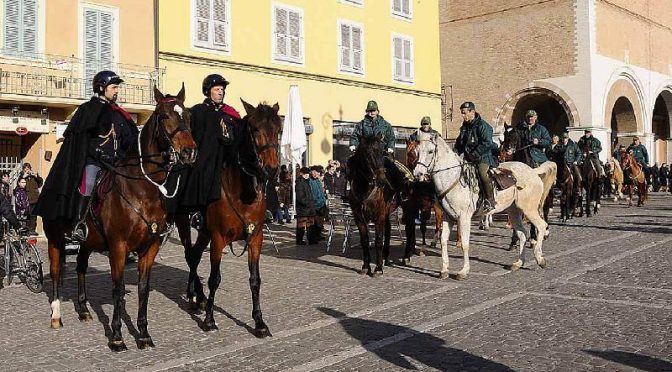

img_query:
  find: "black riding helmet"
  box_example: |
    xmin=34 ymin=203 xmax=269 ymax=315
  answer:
xmin=92 ymin=70 xmax=123 ymax=95
xmin=202 ymin=74 xmax=230 ymax=96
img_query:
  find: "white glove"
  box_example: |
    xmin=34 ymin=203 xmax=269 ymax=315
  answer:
xmin=387 ymin=148 xmax=394 ymax=154
xmin=349 ymin=145 xmax=356 ymax=152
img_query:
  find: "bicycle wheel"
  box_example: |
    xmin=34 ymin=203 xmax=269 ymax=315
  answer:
xmin=23 ymin=243 xmax=43 ymax=293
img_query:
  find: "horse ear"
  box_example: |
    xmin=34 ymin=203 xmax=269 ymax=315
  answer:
xmin=176 ymin=83 xmax=185 ymax=102
xmin=272 ymin=102 xmax=280 ymax=113
xmin=154 ymin=86 xmax=164 ymax=103
xmin=241 ymin=99 xmax=255 ymax=115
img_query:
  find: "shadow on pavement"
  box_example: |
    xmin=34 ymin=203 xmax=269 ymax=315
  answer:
xmin=583 ymin=349 xmax=672 ymax=372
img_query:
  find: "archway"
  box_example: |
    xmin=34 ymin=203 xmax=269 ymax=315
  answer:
xmin=511 ymin=93 xmax=570 ymax=137
xmin=610 ymin=96 xmax=638 ymax=148
xmin=652 ymin=90 xmax=672 ymax=164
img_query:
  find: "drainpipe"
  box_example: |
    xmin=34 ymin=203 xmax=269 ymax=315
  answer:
xmin=153 ymin=0 xmax=159 ymax=85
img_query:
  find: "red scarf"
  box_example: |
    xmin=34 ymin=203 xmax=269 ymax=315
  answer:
xmin=221 ymin=104 xmax=241 ymax=120
xmin=109 ymin=102 xmax=132 ymax=121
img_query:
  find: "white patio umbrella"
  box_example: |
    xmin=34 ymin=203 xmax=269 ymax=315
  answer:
xmin=280 ymin=85 xmax=307 ymax=219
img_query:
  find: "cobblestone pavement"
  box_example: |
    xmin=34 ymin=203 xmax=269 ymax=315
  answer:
xmin=1 ymin=194 xmax=671 ymax=371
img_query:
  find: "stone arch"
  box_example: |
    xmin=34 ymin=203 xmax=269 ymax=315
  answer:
xmin=495 ymin=84 xmax=578 ymax=136
xmin=652 ymin=88 xmax=672 ymax=164
xmin=604 ymin=73 xmax=645 ymax=149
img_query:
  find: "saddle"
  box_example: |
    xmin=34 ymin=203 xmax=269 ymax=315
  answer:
xmin=490 ymin=168 xmax=517 ymax=191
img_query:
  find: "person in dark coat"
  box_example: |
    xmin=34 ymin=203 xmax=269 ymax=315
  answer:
xmin=0 ymin=172 xmax=11 ymax=203
xmin=276 ymin=165 xmax=292 ymax=223
xmin=454 ymin=102 xmax=498 ymax=212
xmin=33 ymin=70 xmax=138 ymax=241
xmin=659 ymin=163 xmax=669 ymax=192
xmin=626 ymin=137 xmax=650 ymax=181
xmin=651 ymin=163 xmax=661 ymax=191
xmin=264 ymin=176 xmax=280 ymax=223
xmin=577 ymin=129 xmax=605 ymax=178
xmin=20 ymin=163 xmax=43 ymax=236
xmin=514 ymin=110 xmax=552 ymax=167
xmin=295 ymin=167 xmax=317 ymax=245
xmin=0 ymin=191 xmax=26 ymax=241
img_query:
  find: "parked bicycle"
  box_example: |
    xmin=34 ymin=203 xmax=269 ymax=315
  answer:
xmin=2 ymin=227 xmax=43 ymax=293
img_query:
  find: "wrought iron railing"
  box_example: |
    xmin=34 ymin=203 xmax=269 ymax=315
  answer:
xmin=0 ymin=51 xmax=163 ymax=106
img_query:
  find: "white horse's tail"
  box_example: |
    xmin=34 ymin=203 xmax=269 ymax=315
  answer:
xmin=535 ymin=161 xmax=558 ymax=210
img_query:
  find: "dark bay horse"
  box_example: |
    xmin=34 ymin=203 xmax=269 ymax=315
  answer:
xmin=620 ymin=150 xmax=648 ymax=207
xmin=549 ymin=150 xmax=579 ymax=222
xmin=347 ymin=135 xmax=399 ymax=276
xmin=174 ymin=100 xmax=281 ymax=335
xmin=578 ymin=145 xmax=601 ymax=217
xmin=403 ymin=139 xmax=443 ymax=259
xmin=45 ymin=86 xmax=197 ymax=351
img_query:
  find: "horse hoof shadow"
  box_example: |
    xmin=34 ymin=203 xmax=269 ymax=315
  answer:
xmin=108 ymin=340 xmax=128 ymax=352
xmin=136 ymin=337 xmax=155 ymax=350
xmin=202 ymin=321 xmax=219 ymax=332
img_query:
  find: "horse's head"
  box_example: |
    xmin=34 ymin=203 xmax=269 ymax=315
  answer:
xmin=354 ymin=133 xmax=386 ymax=184
xmin=412 ymin=131 xmax=439 ymax=182
xmin=151 ymin=85 xmax=197 ymax=165
xmin=620 ymin=149 xmax=633 ymax=170
xmin=405 ymin=138 xmax=419 ymax=169
xmin=241 ymin=99 xmax=281 ymax=180
xmin=499 ymin=125 xmax=520 ymax=161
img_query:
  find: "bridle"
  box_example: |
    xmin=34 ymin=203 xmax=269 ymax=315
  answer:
xmin=246 ymin=118 xmax=279 ymax=183
xmin=414 ymin=136 xmax=466 ymax=199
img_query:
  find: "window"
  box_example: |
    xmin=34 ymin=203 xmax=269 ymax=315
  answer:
xmin=338 ymin=21 xmax=364 ymax=75
xmin=3 ymin=0 xmax=38 ymax=56
xmin=392 ymin=34 xmax=413 ymax=83
xmin=83 ymin=7 xmax=114 ymax=94
xmin=273 ymin=4 xmax=304 ymax=65
xmin=391 ymin=0 xmax=412 ymax=19
xmin=192 ymin=0 xmax=230 ymax=52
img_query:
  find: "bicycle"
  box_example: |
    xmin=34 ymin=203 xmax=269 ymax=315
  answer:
xmin=2 ymin=228 xmax=43 ymax=293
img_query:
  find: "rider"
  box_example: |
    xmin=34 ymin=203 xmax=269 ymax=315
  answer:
xmin=349 ymin=100 xmax=409 ymax=191
xmin=454 ymin=102 xmax=498 ymax=212
xmin=558 ymin=132 xmax=582 ymax=184
xmin=515 ymin=110 xmax=551 ymax=167
xmin=577 ymin=129 xmax=606 ymax=178
xmin=33 ymin=70 xmax=138 ymax=240
xmin=409 ymin=116 xmax=440 ymax=141
xmin=626 ymin=137 xmax=650 ymax=180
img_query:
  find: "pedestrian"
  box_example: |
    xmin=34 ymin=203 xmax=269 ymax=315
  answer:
xmin=264 ymin=176 xmax=280 ymax=224
xmin=651 ymin=163 xmax=660 ymax=192
xmin=21 ymin=163 xmax=43 ymax=236
xmin=659 ymin=163 xmax=669 ymax=192
xmin=13 ymin=177 xmax=30 ymax=223
xmin=0 ymin=172 xmax=11 ymax=203
xmin=309 ymin=166 xmax=327 ymax=240
xmin=295 ymin=167 xmax=317 ymax=245
xmin=276 ymin=164 xmax=292 ymax=223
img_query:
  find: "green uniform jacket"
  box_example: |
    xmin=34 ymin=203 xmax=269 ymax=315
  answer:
xmin=627 ymin=144 xmax=649 ymax=165
xmin=558 ymin=139 xmax=582 ymax=164
xmin=515 ymin=122 xmax=551 ymax=165
xmin=455 ymin=114 xmax=498 ymax=167
xmin=408 ymin=128 xmax=440 ymax=142
xmin=350 ymin=115 xmax=396 ymax=151
xmin=577 ymin=135 xmax=602 ymax=156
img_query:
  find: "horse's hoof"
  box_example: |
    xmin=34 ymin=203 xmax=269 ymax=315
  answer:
xmin=137 ymin=337 xmax=155 ymax=349
xmin=254 ymin=324 xmax=272 ymax=338
xmin=371 ymin=269 xmax=383 ymax=277
xmin=50 ymin=318 xmax=63 ymax=329
xmin=510 ymin=263 xmax=522 ymax=271
xmin=203 ymin=320 xmax=218 ymax=332
xmin=439 ymin=271 xmax=449 ymax=279
xmin=108 ymin=340 xmax=128 ymax=352
xmin=358 ymin=268 xmax=368 ymax=275
xmin=538 ymin=258 xmax=548 ymax=269
xmin=79 ymin=312 xmax=93 ymax=322
xmin=479 ymin=225 xmax=485 ymax=231
xmin=455 ymin=272 xmax=467 ymax=281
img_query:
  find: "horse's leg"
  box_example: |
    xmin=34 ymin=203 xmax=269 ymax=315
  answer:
xmin=202 ymin=226 xmax=225 ymax=332
xmin=48 ymin=236 xmax=64 ymax=329
xmin=527 ymin=211 xmax=548 ymax=269
xmin=438 ymin=220 xmax=451 ymax=279
xmin=76 ymin=246 xmax=93 ymax=321
xmin=372 ymin=217 xmax=386 ymax=276
xmin=176 ymin=214 xmax=208 ymax=311
xmin=356 ymin=221 xmax=372 ymax=276
xmin=136 ymin=242 xmax=160 ymax=349
xmin=383 ymin=216 xmax=392 ymax=267
xmin=108 ymin=245 xmax=128 ymax=352
xmin=403 ymin=205 xmax=416 ymax=262
xmin=585 ymin=182 xmax=592 ymax=217
xmin=455 ymin=215 xmax=472 ymax=280
xmin=509 ymin=210 xmax=528 ymax=271
xmin=247 ymin=232 xmax=271 ymax=338
xmin=433 ymin=204 xmax=442 ymax=249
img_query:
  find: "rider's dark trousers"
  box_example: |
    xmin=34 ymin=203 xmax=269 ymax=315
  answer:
xmin=571 ymin=164 xmax=582 ymax=186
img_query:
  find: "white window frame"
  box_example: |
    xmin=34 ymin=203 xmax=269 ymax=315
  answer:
xmin=390 ymin=0 xmax=412 ymax=21
xmin=391 ymin=33 xmax=414 ymax=85
xmin=337 ymin=19 xmax=364 ymax=76
xmin=339 ymin=0 xmax=363 ymax=7
xmin=271 ymin=2 xmax=304 ymax=67
xmin=0 ymin=0 xmax=46 ymax=58
xmin=78 ymin=2 xmax=119 ymax=94
xmin=191 ymin=0 xmax=232 ymax=55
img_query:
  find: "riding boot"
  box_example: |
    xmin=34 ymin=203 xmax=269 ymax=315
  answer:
xmin=240 ymin=171 xmax=258 ymax=205
xmin=72 ymin=196 xmax=91 ymax=241
xmin=295 ymin=226 xmax=307 ymax=245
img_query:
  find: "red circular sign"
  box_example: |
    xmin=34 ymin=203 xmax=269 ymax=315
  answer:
xmin=15 ymin=127 xmax=28 ymax=136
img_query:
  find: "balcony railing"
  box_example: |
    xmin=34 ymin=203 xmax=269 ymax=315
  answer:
xmin=0 ymin=51 xmax=163 ymax=106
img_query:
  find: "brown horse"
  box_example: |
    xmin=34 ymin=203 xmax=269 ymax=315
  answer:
xmin=174 ymin=100 xmax=281 ymax=335
xmin=403 ymin=139 xmax=443 ymax=259
xmin=549 ymin=150 xmax=579 ymax=222
xmin=45 ymin=86 xmax=197 ymax=351
xmin=605 ymin=158 xmax=624 ymax=202
xmin=578 ymin=145 xmax=601 ymax=217
xmin=620 ymin=150 xmax=648 ymax=207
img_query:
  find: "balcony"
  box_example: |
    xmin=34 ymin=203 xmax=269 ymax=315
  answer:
xmin=0 ymin=52 xmax=164 ymax=107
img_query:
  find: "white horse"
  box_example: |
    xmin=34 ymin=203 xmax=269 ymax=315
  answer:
xmin=413 ymin=132 xmax=556 ymax=279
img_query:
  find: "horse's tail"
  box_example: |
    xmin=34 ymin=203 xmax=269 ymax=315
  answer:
xmin=535 ymin=161 xmax=558 ymax=210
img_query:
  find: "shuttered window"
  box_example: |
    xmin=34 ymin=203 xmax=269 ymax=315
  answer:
xmin=392 ymin=34 xmax=413 ymax=83
xmin=193 ymin=0 xmax=230 ymax=51
xmin=3 ymin=0 xmax=38 ymax=56
xmin=83 ymin=7 xmax=114 ymax=95
xmin=391 ymin=0 xmax=412 ymax=19
xmin=338 ymin=21 xmax=364 ymax=75
xmin=273 ymin=4 xmax=303 ymax=65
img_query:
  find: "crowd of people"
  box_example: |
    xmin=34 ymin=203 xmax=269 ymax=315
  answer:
xmin=0 ymin=163 xmax=42 ymax=237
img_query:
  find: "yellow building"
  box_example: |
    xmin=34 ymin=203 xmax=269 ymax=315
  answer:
xmin=159 ymin=0 xmax=442 ymax=165
xmin=0 ymin=0 xmax=160 ymax=180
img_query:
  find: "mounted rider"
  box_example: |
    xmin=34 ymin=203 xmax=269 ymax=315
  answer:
xmin=349 ymin=100 xmax=410 ymax=191
xmin=555 ymin=132 xmax=583 ymax=184
xmin=612 ymin=143 xmax=626 ymax=161
xmin=577 ymin=129 xmax=606 ymax=178
xmin=33 ymin=70 xmax=138 ymax=240
xmin=626 ymin=137 xmax=650 ymax=180
xmin=409 ymin=116 xmax=440 ymax=142
xmin=515 ymin=110 xmax=551 ymax=168
xmin=454 ymin=102 xmax=498 ymax=212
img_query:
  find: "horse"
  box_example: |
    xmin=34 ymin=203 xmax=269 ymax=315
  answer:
xmin=620 ymin=150 xmax=648 ymax=207
xmin=578 ymin=145 xmax=601 ymax=217
xmin=413 ymin=132 xmax=555 ymax=279
xmin=549 ymin=150 xmax=579 ymax=222
xmin=347 ymin=135 xmax=400 ymax=276
xmin=403 ymin=139 xmax=443 ymax=258
xmin=173 ymin=100 xmax=281 ymax=335
xmin=605 ymin=158 xmax=624 ymax=202
xmin=44 ymin=86 xmax=197 ymax=351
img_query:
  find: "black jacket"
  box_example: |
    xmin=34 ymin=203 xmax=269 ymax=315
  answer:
xmin=295 ymin=177 xmax=316 ymax=217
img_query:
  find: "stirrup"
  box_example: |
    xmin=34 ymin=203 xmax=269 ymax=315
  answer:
xmin=71 ymin=221 xmax=89 ymax=242
xmin=483 ymin=199 xmax=496 ymax=212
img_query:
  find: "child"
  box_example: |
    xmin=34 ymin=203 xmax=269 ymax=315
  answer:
xmin=14 ymin=177 xmax=30 ymax=222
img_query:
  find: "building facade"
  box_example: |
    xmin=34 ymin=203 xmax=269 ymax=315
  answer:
xmin=159 ymin=0 xmax=442 ymax=166
xmin=441 ymin=0 xmax=672 ymax=165
xmin=0 ymin=0 xmax=160 ymax=181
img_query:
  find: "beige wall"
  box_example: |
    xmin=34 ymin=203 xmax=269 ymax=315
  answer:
xmin=439 ymin=0 xmax=577 ymax=137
